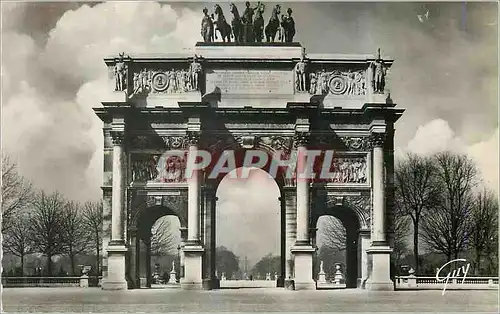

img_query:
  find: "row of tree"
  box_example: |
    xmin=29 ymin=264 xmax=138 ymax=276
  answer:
xmin=2 ymin=155 xmax=103 ymax=276
xmin=395 ymin=151 xmax=498 ymax=275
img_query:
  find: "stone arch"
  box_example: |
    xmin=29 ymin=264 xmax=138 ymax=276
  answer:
xmin=130 ymin=195 xmax=188 ymax=231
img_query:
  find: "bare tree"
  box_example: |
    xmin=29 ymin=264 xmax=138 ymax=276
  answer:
xmin=28 ymin=191 xmax=67 ymax=276
xmin=392 ymin=209 xmax=411 ymax=268
xmin=319 ymin=216 xmax=346 ymax=252
xmin=394 ymin=153 xmax=440 ymax=274
xmin=61 ymin=201 xmax=91 ymax=275
xmin=1 ymin=155 xmax=34 ymax=233
xmin=421 ymin=152 xmax=477 ymax=260
xmin=470 ymin=188 xmax=498 ymax=274
xmin=150 ymin=217 xmax=177 ymax=257
xmin=82 ymin=200 xmax=103 ymax=275
xmin=3 ymin=212 xmax=33 ymax=275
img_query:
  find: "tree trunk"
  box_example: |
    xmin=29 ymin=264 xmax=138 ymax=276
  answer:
xmin=96 ymin=235 xmax=100 ymax=275
xmin=47 ymin=254 xmax=53 ymax=276
xmin=474 ymin=250 xmax=481 ymax=275
xmin=70 ymin=249 xmax=76 ymax=276
xmin=413 ymin=219 xmax=419 ymax=275
xmin=20 ymin=253 xmax=25 ymax=276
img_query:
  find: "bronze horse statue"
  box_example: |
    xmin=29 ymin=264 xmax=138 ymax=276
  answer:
xmin=265 ymin=5 xmax=281 ymax=42
xmin=214 ymin=4 xmax=232 ymax=42
xmin=229 ymin=3 xmax=243 ymax=43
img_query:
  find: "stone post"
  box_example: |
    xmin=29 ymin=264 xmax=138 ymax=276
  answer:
xmin=181 ymin=129 xmax=204 ymax=290
xmin=102 ymin=129 xmax=128 ymax=290
xmin=291 ymin=131 xmax=315 ymax=290
xmin=365 ymin=132 xmax=393 ymax=290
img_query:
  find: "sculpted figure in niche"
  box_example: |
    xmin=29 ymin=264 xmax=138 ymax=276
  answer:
xmin=189 ymin=55 xmax=202 ymax=91
xmin=309 ymin=73 xmax=317 ymax=94
xmin=114 ymin=53 xmax=127 ymax=91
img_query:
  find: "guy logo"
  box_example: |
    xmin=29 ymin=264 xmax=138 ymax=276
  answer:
xmin=435 ymin=258 xmax=470 ymax=295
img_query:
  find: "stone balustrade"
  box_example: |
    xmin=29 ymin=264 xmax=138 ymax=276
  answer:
xmin=2 ymin=276 xmax=103 ymax=288
xmin=394 ymin=276 xmax=499 ymax=290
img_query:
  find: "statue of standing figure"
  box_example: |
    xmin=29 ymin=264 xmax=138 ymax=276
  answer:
xmin=294 ymin=49 xmax=307 ymax=92
xmin=241 ymin=1 xmax=262 ymax=42
xmin=201 ymin=8 xmax=214 ymax=43
xmin=281 ymin=8 xmax=296 ymax=42
xmin=371 ymin=48 xmax=386 ymax=93
xmin=189 ymin=55 xmax=202 ymax=91
xmin=114 ymin=52 xmax=127 ymax=91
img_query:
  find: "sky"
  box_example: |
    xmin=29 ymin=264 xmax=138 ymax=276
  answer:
xmin=2 ymin=1 xmax=498 ymax=266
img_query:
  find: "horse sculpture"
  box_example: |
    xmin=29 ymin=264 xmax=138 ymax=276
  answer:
xmin=229 ymin=3 xmax=243 ymax=43
xmin=265 ymin=5 xmax=281 ymax=42
xmin=214 ymin=4 xmax=232 ymax=42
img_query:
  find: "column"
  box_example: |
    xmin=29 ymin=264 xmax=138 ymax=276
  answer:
xmin=283 ymin=188 xmax=296 ymax=289
xmin=179 ymin=227 xmax=188 ymax=279
xmin=181 ymin=130 xmax=204 ymax=290
xmin=145 ymin=238 xmax=152 ymax=288
xmin=102 ymin=130 xmax=128 ymax=290
xmin=127 ymin=228 xmax=139 ymax=289
xmin=202 ymin=186 xmax=219 ymax=290
xmin=291 ymin=132 xmax=315 ymax=290
xmin=365 ymin=132 xmax=394 ymax=290
xmin=358 ymin=230 xmax=371 ymax=288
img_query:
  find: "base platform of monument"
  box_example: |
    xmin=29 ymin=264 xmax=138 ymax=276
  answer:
xmin=284 ymin=279 xmax=295 ymax=290
xmin=202 ymin=278 xmax=220 ymax=290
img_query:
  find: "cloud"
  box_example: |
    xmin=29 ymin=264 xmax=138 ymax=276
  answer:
xmin=398 ymin=119 xmax=499 ymax=195
xmin=2 ymin=2 xmax=199 ymax=202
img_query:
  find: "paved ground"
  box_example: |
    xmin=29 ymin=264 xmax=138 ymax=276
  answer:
xmin=2 ymin=287 xmax=498 ymax=313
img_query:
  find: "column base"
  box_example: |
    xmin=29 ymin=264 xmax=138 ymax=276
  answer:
xmin=202 ymin=278 xmax=220 ymax=290
xmin=366 ymin=245 xmax=394 ymax=291
xmin=182 ymin=244 xmax=204 ymax=290
xmin=291 ymin=245 xmax=315 ymax=290
xmin=276 ymin=277 xmax=284 ymax=287
xmin=365 ymin=281 xmax=394 ymax=291
xmin=102 ymin=243 xmax=128 ymax=290
xmin=284 ymin=279 xmax=295 ymax=290
xmin=180 ymin=279 xmax=204 ymax=290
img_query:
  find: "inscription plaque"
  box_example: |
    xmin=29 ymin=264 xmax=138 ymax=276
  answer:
xmin=206 ymin=70 xmax=293 ymax=95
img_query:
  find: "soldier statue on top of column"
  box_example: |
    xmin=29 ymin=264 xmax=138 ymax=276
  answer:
xmin=371 ymin=48 xmax=387 ymax=93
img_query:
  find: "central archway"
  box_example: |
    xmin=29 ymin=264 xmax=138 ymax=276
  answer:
xmin=215 ymin=166 xmax=283 ymax=287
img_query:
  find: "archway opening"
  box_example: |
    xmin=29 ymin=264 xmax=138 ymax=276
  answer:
xmin=215 ymin=167 xmax=282 ymax=288
xmin=315 ymin=206 xmax=360 ymax=289
xmin=135 ymin=206 xmax=181 ymax=289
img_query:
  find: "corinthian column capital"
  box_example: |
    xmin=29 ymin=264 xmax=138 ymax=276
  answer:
xmin=186 ymin=131 xmax=201 ymax=146
xmin=370 ymin=132 xmax=386 ymax=148
xmin=110 ymin=131 xmax=125 ymax=146
xmin=294 ymin=131 xmax=310 ymax=147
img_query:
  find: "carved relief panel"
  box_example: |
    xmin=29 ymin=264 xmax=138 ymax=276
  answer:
xmin=309 ymin=69 xmax=367 ymax=96
xmin=131 ymin=152 xmax=188 ymax=183
xmin=323 ymin=156 xmax=368 ymax=184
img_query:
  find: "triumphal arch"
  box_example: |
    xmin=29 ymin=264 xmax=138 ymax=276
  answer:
xmin=95 ymin=36 xmax=403 ymax=291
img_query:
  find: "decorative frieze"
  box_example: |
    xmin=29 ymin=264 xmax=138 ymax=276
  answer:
xmin=186 ymin=131 xmax=201 ymax=146
xmin=315 ymin=134 xmax=371 ymax=151
xmin=129 ymin=135 xmax=187 ymax=150
xmin=293 ymin=131 xmax=310 ymax=147
xmin=309 ymin=69 xmax=366 ymax=96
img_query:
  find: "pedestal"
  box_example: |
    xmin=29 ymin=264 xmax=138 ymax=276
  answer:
xmin=102 ymin=244 xmax=128 ymax=290
xmin=291 ymin=245 xmax=316 ymax=290
xmin=181 ymin=244 xmax=204 ymax=290
xmin=365 ymin=246 xmax=394 ymax=291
